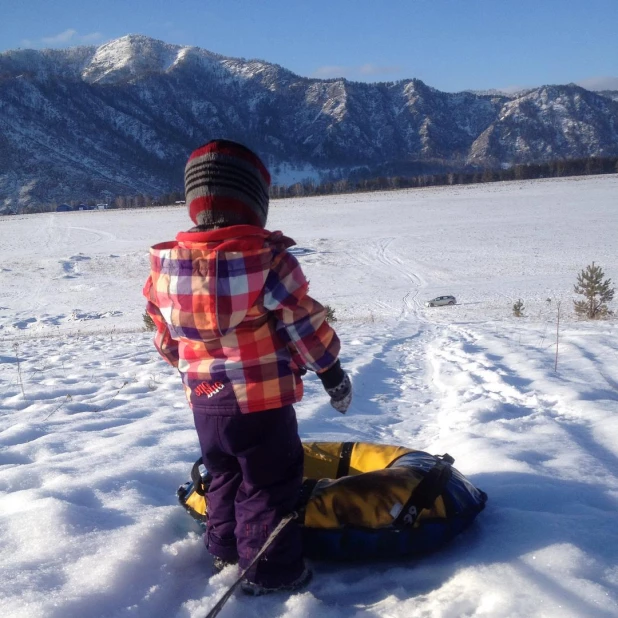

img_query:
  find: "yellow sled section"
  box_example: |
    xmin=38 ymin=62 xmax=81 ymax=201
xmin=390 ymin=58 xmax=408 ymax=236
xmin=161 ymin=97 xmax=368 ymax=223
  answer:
xmin=301 ymin=442 xmax=447 ymax=530
xmin=182 ymin=442 xmax=449 ymax=531
xmin=301 ymin=441 xmax=413 ymax=478
xmin=185 ymin=489 xmax=208 ymax=517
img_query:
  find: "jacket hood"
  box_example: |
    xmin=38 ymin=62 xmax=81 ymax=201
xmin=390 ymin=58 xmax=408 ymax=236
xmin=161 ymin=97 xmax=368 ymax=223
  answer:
xmin=149 ymin=226 xmax=296 ymax=338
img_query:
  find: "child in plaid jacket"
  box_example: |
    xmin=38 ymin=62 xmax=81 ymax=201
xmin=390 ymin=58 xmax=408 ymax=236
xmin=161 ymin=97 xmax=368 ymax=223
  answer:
xmin=143 ymin=140 xmax=352 ymax=594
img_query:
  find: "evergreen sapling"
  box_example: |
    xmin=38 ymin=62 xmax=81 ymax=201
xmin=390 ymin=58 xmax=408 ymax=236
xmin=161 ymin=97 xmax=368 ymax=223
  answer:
xmin=513 ymin=299 xmax=525 ymax=317
xmin=573 ymin=262 xmax=614 ymax=319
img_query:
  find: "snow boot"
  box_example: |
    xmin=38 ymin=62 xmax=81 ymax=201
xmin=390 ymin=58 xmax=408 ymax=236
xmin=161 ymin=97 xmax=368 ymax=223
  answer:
xmin=212 ymin=556 xmax=238 ymax=573
xmin=240 ymin=566 xmax=312 ymax=596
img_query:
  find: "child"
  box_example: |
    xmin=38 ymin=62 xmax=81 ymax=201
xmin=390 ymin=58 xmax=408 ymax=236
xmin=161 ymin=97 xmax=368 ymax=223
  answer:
xmin=143 ymin=140 xmax=352 ymax=595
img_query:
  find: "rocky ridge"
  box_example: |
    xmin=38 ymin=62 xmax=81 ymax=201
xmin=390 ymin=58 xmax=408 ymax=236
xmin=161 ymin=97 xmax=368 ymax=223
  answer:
xmin=1 ymin=35 xmax=617 ymax=211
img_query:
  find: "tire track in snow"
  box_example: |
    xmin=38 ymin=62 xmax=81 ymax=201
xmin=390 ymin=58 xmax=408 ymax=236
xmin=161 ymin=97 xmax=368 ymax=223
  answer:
xmin=65 ymin=225 xmax=118 ymax=244
xmin=345 ymin=236 xmax=424 ymax=319
xmin=372 ymin=237 xmax=425 ymax=319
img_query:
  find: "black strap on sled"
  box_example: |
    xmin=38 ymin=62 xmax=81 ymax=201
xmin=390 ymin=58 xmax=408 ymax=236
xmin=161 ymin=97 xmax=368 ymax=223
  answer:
xmin=295 ymin=477 xmax=319 ymax=524
xmin=393 ymin=454 xmax=454 ymax=527
xmin=336 ymin=442 xmax=355 ymax=478
xmin=191 ymin=458 xmax=207 ymax=496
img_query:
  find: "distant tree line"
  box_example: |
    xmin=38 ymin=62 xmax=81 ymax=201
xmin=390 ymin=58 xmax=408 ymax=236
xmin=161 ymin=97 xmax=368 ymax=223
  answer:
xmin=269 ymin=155 xmax=618 ymax=199
xmin=16 ymin=155 xmax=618 ymax=214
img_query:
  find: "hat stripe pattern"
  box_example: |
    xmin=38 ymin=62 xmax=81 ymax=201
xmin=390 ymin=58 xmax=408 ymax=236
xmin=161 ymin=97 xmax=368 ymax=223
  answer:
xmin=185 ymin=159 xmax=269 ymax=217
xmin=184 ymin=141 xmax=271 ymax=228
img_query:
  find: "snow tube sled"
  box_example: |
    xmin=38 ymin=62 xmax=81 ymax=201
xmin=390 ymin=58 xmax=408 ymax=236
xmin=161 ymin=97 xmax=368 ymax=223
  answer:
xmin=177 ymin=441 xmax=487 ymax=561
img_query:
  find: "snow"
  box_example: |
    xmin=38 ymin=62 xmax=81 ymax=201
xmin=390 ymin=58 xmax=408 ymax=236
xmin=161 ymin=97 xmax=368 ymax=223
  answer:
xmin=271 ymin=162 xmax=322 ymax=185
xmin=1 ymin=175 xmax=618 ymax=618
xmin=81 ymin=35 xmax=180 ymax=83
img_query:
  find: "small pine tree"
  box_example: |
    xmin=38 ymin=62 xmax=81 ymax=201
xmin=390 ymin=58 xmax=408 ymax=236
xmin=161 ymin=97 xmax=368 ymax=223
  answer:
xmin=573 ymin=262 xmax=614 ymax=319
xmin=324 ymin=305 xmax=337 ymax=323
xmin=143 ymin=311 xmax=156 ymax=331
xmin=513 ymin=299 xmax=525 ymax=317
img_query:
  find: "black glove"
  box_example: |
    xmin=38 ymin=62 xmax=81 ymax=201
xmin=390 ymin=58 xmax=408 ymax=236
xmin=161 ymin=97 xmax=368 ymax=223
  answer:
xmin=318 ymin=360 xmax=352 ymax=414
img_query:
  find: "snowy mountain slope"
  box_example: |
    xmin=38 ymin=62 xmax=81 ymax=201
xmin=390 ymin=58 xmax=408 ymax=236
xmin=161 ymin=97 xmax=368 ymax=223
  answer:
xmin=1 ymin=175 xmax=618 ymax=617
xmin=1 ymin=35 xmax=618 ymax=212
xmin=469 ymin=85 xmax=618 ymax=165
xmin=598 ymin=90 xmax=618 ymax=103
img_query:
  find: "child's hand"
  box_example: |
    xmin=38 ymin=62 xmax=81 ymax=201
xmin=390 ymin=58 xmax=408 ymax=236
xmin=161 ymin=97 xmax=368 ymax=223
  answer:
xmin=326 ymin=373 xmax=352 ymax=414
xmin=318 ymin=360 xmax=352 ymax=414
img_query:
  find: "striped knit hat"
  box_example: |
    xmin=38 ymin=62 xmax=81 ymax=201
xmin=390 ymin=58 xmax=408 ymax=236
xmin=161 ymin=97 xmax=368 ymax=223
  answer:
xmin=184 ymin=140 xmax=271 ymax=228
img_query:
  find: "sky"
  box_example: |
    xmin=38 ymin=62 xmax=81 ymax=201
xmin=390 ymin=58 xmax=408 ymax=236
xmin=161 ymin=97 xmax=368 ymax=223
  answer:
xmin=1 ymin=0 xmax=617 ymax=92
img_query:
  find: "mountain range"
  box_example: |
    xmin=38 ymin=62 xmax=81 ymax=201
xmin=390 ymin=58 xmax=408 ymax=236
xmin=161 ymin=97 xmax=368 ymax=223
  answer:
xmin=1 ymin=34 xmax=617 ymax=213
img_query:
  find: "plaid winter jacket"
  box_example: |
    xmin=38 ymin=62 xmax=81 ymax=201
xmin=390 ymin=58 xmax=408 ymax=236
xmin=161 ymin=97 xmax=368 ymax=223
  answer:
xmin=143 ymin=225 xmax=340 ymax=414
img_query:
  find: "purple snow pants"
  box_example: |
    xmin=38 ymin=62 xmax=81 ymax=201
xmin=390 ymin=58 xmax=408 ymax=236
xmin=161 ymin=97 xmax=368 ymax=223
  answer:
xmin=192 ymin=405 xmax=305 ymax=587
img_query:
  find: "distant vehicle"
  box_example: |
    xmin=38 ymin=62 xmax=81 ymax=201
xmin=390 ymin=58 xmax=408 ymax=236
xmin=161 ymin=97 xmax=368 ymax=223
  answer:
xmin=425 ymin=295 xmax=456 ymax=307
xmin=56 ymin=204 xmax=72 ymax=212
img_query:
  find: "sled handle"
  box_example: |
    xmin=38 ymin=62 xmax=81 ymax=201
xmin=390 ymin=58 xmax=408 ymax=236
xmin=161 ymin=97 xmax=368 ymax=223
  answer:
xmin=204 ymin=511 xmax=298 ymax=618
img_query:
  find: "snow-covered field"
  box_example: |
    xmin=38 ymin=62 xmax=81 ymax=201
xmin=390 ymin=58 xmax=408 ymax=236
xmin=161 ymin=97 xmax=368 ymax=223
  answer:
xmin=1 ymin=175 xmax=618 ymax=618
